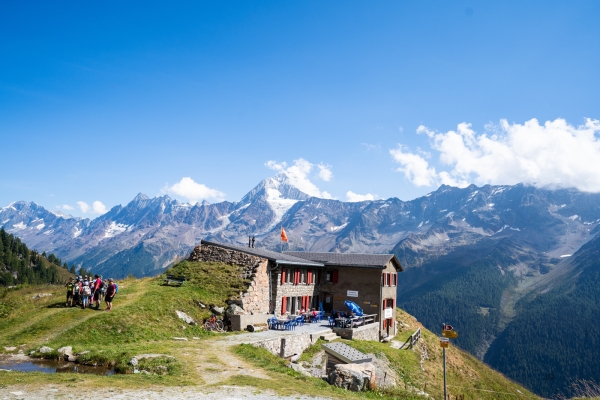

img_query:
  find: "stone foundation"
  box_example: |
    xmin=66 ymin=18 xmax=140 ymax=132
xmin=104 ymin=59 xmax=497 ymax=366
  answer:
xmin=333 ymin=323 xmax=380 ymax=341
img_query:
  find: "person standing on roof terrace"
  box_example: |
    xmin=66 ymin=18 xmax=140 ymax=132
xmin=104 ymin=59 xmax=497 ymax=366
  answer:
xmin=105 ymin=278 xmax=117 ymax=311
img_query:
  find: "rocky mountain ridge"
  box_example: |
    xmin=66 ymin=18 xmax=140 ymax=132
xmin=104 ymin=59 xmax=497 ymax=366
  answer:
xmin=2 ymin=175 xmax=600 ymax=279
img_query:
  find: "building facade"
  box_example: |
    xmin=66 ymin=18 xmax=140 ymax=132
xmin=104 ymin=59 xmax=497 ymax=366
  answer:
xmin=190 ymin=240 xmax=402 ymax=339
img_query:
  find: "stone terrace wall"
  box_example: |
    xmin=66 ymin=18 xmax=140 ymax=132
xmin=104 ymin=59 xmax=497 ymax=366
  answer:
xmin=188 ymin=243 xmax=270 ymax=314
xmin=333 ymin=323 xmax=379 ymax=341
xmin=252 ymin=331 xmax=322 ymax=358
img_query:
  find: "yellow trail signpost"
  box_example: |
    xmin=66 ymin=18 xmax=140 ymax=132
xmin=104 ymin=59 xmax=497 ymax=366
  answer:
xmin=441 ymin=323 xmax=458 ymax=400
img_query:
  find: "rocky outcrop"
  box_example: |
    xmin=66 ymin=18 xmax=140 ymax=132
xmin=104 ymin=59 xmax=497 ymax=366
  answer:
xmin=328 ymin=363 xmax=374 ymax=391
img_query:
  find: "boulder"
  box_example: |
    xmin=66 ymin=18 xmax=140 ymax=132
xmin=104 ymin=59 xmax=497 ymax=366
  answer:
xmin=211 ymin=306 xmax=225 ymax=315
xmin=172 ymin=337 xmax=188 ymax=341
xmin=38 ymin=346 xmax=54 ymax=354
xmin=175 ymin=310 xmax=197 ymax=325
xmin=367 ymin=353 xmax=398 ymax=389
xmin=225 ymin=304 xmax=247 ymax=316
xmin=57 ymin=346 xmax=73 ymax=355
xmin=130 ymin=357 xmax=139 ymax=367
xmin=289 ymin=362 xmax=312 ymax=377
xmin=3 ymin=347 xmax=16 ymax=351
xmin=328 ymin=363 xmax=373 ymax=392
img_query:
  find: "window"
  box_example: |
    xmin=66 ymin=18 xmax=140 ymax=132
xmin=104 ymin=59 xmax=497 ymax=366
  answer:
xmin=383 ymin=298 xmax=395 ymax=309
xmin=382 ymin=272 xmax=397 ymax=287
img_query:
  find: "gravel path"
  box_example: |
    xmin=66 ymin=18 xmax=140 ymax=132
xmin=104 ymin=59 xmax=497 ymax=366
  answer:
xmin=0 ymin=385 xmax=332 ymax=400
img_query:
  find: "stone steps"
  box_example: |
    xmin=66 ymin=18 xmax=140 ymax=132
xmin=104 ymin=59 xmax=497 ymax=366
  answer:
xmin=320 ymin=331 xmax=340 ymax=342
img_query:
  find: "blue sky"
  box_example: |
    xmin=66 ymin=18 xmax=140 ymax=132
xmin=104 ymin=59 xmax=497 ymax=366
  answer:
xmin=2 ymin=1 xmax=600 ymax=217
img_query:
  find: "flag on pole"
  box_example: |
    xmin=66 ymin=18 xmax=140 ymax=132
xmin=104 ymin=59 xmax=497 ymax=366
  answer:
xmin=281 ymin=227 xmax=288 ymax=242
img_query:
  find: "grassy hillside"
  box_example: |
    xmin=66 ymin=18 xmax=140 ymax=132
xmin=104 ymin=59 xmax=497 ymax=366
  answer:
xmin=0 ymin=260 xmax=537 ymax=399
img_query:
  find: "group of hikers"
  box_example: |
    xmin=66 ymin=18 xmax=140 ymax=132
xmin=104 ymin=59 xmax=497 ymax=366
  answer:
xmin=65 ymin=275 xmax=118 ymax=311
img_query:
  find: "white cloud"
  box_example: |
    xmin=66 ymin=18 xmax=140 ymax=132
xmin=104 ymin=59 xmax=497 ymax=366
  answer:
xmin=391 ymin=118 xmax=600 ymax=192
xmin=92 ymin=201 xmax=108 ymax=214
xmin=317 ymin=164 xmax=333 ymax=181
xmin=265 ymin=158 xmax=333 ymax=199
xmin=346 ymin=191 xmax=378 ymax=202
xmin=389 ymin=146 xmax=441 ymax=187
xmin=59 ymin=204 xmax=74 ymax=211
xmin=77 ymin=201 xmax=90 ymax=213
xmin=163 ymin=177 xmax=226 ymax=204
xmin=76 ymin=200 xmax=108 ymax=215
xmin=361 ymin=143 xmax=381 ymax=152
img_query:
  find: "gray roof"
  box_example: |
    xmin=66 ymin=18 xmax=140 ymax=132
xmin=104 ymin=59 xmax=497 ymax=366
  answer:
xmin=284 ymin=251 xmax=402 ymax=271
xmin=201 ymin=240 xmax=324 ymax=267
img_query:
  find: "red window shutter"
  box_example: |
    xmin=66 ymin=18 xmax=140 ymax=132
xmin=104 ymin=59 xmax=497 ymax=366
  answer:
xmin=392 ymin=298 xmax=395 ymax=308
xmin=333 ymin=270 xmax=338 ymax=283
xmin=281 ymin=269 xmax=286 ymax=284
xmin=281 ymin=297 xmax=287 ymax=314
xmin=383 ymin=319 xmax=387 ymax=329
xmin=307 ymin=270 xmax=312 ymax=284
xmin=393 ymin=273 xmax=397 ymax=286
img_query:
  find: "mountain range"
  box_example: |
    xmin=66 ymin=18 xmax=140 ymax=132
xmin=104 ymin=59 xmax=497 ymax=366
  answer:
xmin=2 ymin=173 xmax=600 ymax=397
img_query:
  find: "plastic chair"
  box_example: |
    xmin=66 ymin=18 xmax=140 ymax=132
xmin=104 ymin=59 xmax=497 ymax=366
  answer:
xmin=295 ymin=315 xmax=304 ymax=326
xmin=284 ymin=320 xmax=296 ymax=330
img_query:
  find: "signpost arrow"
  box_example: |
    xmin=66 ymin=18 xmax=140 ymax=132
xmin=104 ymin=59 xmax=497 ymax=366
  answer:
xmin=442 ymin=330 xmax=458 ymax=339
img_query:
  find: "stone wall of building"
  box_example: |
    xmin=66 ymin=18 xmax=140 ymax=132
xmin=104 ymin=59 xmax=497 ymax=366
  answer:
xmin=188 ymin=243 xmax=270 ymax=314
xmin=272 ymin=267 xmax=320 ymax=315
xmin=240 ymin=259 xmax=270 ymax=314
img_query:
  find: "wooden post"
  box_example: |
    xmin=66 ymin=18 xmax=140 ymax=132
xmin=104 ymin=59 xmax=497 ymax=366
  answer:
xmin=280 ymin=338 xmax=286 ymax=358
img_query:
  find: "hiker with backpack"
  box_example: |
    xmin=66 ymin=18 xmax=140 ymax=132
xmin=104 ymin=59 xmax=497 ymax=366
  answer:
xmin=93 ymin=274 xmax=103 ymax=309
xmin=72 ymin=278 xmax=82 ymax=307
xmin=105 ymin=278 xmax=117 ymax=311
xmin=65 ymin=278 xmax=74 ymax=307
xmin=81 ymin=281 xmax=92 ymax=309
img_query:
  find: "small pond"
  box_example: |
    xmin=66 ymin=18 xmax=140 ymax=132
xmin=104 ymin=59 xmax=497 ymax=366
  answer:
xmin=0 ymin=358 xmax=114 ymax=375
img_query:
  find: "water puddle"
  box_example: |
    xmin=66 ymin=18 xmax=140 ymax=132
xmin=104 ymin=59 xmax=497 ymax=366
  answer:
xmin=0 ymin=358 xmax=114 ymax=375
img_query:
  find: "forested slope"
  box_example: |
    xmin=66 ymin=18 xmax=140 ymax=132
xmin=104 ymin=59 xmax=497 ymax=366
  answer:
xmin=484 ymin=234 xmax=600 ymax=398
xmin=0 ymin=228 xmax=75 ymax=286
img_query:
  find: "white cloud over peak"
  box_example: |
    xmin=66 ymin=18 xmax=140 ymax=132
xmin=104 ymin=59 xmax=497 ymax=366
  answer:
xmin=391 ymin=118 xmax=600 ymax=192
xmin=265 ymin=158 xmax=333 ymax=199
xmin=346 ymin=191 xmax=378 ymax=202
xmin=59 ymin=204 xmax=74 ymax=211
xmin=163 ymin=177 xmax=226 ymax=204
xmin=76 ymin=200 xmax=108 ymax=215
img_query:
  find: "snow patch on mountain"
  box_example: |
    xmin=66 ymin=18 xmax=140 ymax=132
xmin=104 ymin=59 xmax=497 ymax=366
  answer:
xmin=13 ymin=222 xmax=26 ymax=230
xmin=103 ymin=222 xmax=129 ymax=238
xmin=265 ymin=188 xmax=298 ymax=228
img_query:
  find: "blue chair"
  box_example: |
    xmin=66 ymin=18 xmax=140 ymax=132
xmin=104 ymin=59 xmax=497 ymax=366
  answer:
xmin=295 ymin=315 xmax=304 ymax=326
xmin=284 ymin=320 xmax=296 ymax=330
xmin=328 ymin=316 xmax=335 ymax=328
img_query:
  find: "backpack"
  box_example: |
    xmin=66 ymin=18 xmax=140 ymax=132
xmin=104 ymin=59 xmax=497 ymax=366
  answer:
xmin=83 ymin=286 xmax=91 ymax=296
xmin=73 ymin=284 xmax=81 ymax=294
xmin=114 ymin=283 xmax=119 ymax=294
xmin=101 ymin=281 xmax=108 ymax=294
